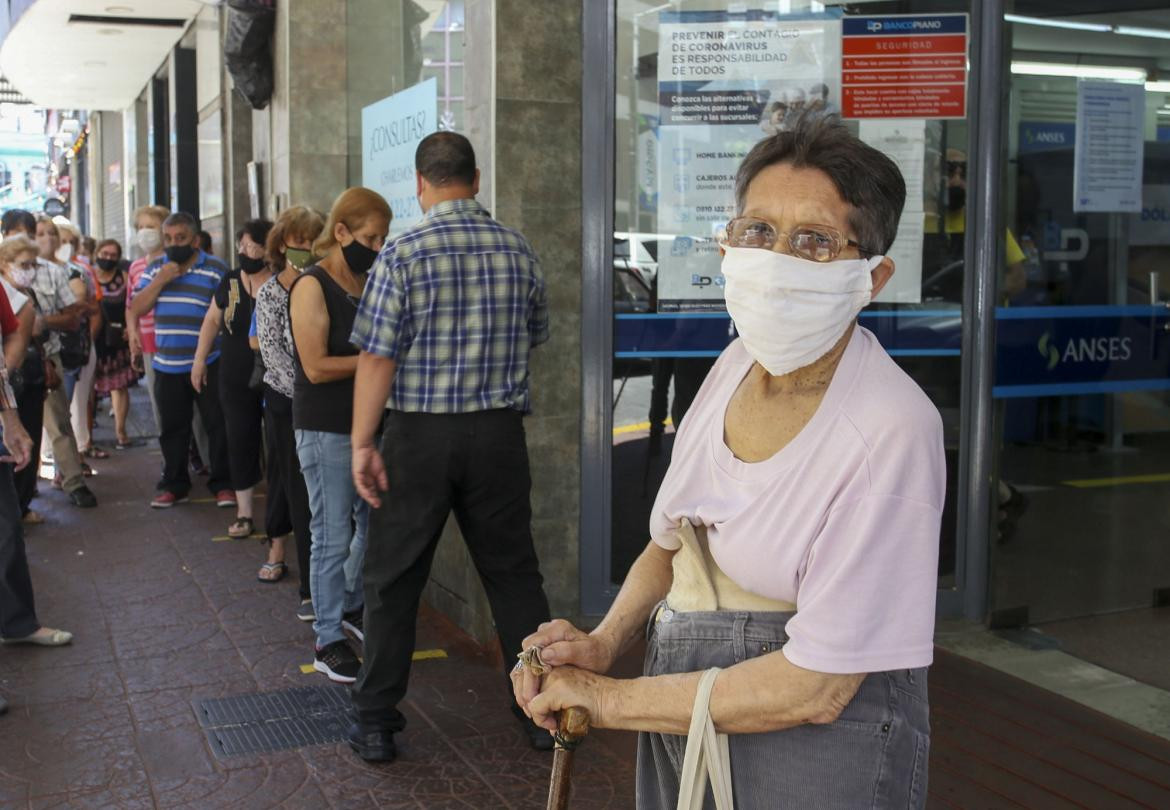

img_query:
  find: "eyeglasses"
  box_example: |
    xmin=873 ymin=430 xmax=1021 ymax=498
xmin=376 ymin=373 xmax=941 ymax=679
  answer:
xmin=722 ymin=217 xmax=878 ymax=262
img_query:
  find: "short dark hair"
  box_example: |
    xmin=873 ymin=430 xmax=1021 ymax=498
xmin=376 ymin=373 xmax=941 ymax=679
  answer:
xmin=1 ymin=209 xmax=36 ymax=236
xmin=415 ymin=131 xmax=476 ymax=188
xmin=237 ymin=218 xmax=273 ymax=248
xmin=163 ymin=211 xmax=199 ymax=234
xmin=734 ymin=113 xmax=906 ymax=255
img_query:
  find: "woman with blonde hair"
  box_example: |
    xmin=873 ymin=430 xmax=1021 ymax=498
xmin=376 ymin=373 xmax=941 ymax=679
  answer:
xmin=251 ymin=206 xmax=323 ymax=618
xmin=290 ymin=188 xmax=390 ymax=682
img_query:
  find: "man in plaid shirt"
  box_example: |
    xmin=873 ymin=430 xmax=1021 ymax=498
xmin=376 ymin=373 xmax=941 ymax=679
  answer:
xmin=348 ymin=132 xmax=553 ymax=762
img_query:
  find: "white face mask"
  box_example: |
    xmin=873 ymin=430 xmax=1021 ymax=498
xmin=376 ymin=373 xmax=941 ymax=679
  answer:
xmin=136 ymin=228 xmax=163 ymax=253
xmin=54 ymin=242 xmax=73 ymax=264
xmin=11 ymin=266 xmax=36 ymax=288
xmin=721 ymin=245 xmax=881 ymax=376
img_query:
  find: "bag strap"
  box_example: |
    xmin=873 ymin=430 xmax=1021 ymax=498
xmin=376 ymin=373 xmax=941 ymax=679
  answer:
xmin=677 ymin=668 xmax=734 ymax=810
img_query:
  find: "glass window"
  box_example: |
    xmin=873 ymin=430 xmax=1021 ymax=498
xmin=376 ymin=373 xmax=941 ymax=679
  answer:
xmin=609 ymin=0 xmax=974 ymax=591
xmin=992 ymin=13 xmax=1170 ymax=625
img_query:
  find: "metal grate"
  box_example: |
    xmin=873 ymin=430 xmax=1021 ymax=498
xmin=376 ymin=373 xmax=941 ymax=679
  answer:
xmin=193 ymin=684 xmax=352 ymax=758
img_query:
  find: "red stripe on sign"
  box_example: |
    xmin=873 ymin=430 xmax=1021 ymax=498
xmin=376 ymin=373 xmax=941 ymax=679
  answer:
xmin=842 ymin=34 xmax=967 ymax=56
xmin=843 ymin=84 xmax=967 ymax=118
xmin=844 ymin=55 xmax=967 ymax=71
xmin=843 ymin=69 xmax=966 ymax=85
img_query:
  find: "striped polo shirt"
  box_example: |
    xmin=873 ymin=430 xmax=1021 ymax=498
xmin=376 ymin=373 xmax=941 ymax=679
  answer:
xmin=134 ymin=249 xmax=227 ymax=374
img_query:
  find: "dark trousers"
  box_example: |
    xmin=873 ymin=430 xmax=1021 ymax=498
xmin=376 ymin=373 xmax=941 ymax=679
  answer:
xmin=153 ymin=363 xmax=231 ymax=496
xmin=353 ymin=409 xmax=551 ymax=732
xmin=0 ymin=463 xmax=38 ymax=639
xmin=264 ymin=388 xmax=312 ymax=601
xmin=219 ymin=372 xmax=263 ymax=491
xmin=14 ymin=381 xmax=45 ymax=516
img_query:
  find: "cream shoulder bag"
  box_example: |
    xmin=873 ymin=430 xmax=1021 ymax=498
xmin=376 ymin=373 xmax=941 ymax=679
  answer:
xmin=676 ymin=667 xmax=734 ymax=810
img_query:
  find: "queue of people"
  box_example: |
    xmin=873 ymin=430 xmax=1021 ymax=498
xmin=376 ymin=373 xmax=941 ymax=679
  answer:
xmin=4 ymin=115 xmax=940 ymax=807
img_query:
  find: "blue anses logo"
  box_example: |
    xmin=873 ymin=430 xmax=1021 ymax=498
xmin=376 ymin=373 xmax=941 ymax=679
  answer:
xmin=1038 ymin=332 xmax=1060 ymax=371
xmin=1038 ymin=332 xmax=1133 ymax=370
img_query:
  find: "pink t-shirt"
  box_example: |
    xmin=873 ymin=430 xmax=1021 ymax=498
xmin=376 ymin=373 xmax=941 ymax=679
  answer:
xmin=127 ymin=256 xmax=157 ymax=354
xmin=650 ymin=326 xmax=944 ymax=674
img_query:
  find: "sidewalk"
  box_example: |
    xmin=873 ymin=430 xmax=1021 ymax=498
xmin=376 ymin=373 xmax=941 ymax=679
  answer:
xmin=3 ymin=390 xmax=1170 ymax=808
xmin=0 ymin=397 xmax=635 ymax=808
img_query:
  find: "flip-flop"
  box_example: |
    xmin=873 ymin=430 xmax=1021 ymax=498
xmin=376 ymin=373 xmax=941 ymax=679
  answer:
xmin=115 ymin=439 xmax=141 ymax=450
xmin=228 ymin=517 xmax=255 ymax=539
xmin=82 ymin=446 xmax=110 ymax=459
xmin=1 ymin=628 xmax=73 ymax=646
xmin=257 ymin=562 xmax=287 ymax=583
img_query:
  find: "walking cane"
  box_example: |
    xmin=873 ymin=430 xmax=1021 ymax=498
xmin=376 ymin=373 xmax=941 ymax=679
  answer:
xmin=519 ymin=646 xmax=592 ymax=810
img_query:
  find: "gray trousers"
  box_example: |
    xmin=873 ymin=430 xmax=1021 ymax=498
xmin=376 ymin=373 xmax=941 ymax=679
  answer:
xmin=637 ymin=605 xmax=930 ymax=809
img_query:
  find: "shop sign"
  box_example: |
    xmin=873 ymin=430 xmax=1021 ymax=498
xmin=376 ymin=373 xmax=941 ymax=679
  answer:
xmin=1019 ymin=122 xmax=1076 ymax=155
xmin=841 ymin=14 xmax=968 ymax=119
xmin=1074 ymin=81 xmax=1144 ymax=213
xmin=994 ymin=307 xmax=1170 ymax=398
xmin=362 ymin=78 xmax=437 ymax=236
xmin=56 ymin=174 xmax=71 ymax=195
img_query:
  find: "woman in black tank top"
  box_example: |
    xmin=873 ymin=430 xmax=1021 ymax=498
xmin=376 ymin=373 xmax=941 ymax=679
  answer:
xmin=288 ymin=187 xmax=391 ymax=684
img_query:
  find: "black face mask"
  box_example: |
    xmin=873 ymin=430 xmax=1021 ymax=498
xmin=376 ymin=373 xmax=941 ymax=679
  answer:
xmin=166 ymin=243 xmax=196 ymax=264
xmin=946 ymin=185 xmax=966 ymax=213
xmin=96 ymin=258 xmax=118 ymax=272
xmin=239 ymin=254 xmax=267 ymax=274
xmin=341 ymin=240 xmax=380 ymax=274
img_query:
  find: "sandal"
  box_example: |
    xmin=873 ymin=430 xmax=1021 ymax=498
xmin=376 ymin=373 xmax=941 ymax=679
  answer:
xmin=228 ymin=517 xmax=255 ymax=539
xmin=257 ymin=561 xmax=287 ymax=583
xmin=115 ymin=437 xmax=139 ymax=450
xmin=82 ymin=446 xmax=110 ymax=459
xmin=1 ymin=627 xmax=73 ymax=646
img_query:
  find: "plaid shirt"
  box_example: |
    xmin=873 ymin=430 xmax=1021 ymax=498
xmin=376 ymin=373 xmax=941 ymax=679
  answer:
xmin=351 ymin=198 xmax=549 ymax=414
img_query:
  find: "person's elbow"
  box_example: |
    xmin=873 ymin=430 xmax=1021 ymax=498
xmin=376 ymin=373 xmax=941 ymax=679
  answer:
xmin=303 ymin=363 xmax=328 ymax=385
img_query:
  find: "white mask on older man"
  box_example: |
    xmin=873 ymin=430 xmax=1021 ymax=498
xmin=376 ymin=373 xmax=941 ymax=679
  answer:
xmin=721 ymin=245 xmax=881 ymax=377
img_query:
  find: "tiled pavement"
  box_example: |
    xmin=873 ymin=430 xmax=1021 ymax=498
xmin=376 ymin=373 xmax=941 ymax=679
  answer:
xmin=0 ymin=398 xmax=636 ymax=809
xmin=5 ymin=391 xmax=1170 ymax=808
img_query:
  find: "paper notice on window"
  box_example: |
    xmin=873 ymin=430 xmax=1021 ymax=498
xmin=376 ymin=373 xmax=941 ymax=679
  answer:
xmin=1074 ymin=81 xmax=1145 ymax=213
xmin=859 ymin=120 xmax=925 ymax=303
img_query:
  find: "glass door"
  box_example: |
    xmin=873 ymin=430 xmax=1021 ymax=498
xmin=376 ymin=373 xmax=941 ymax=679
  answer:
xmin=993 ymin=10 xmax=1170 ymax=625
xmin=591 ymin=0 xmax=979 ymax=613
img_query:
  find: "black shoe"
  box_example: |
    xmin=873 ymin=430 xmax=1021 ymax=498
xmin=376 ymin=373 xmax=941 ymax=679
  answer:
xmin=347 ymin=722 xmax=396 ymax=762
xmin=517 ymin=714 xmax=555 ymax=751
xmin=68 ymin=486 xmax=97 ymax=508
xmin=0 ymin=694 xmax=8 ymax=715
xmin=314 ymin=640 xmax=361 ymax=683
xmin=342 ymin=609 xmax=364 ymax=643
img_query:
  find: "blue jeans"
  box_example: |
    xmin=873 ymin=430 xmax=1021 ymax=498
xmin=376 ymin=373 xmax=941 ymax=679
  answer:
xmin=295 ymin=429 xmax=367 ymax=647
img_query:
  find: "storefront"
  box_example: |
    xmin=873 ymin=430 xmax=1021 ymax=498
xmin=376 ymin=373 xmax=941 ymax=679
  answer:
xmin=580 ymin=0 xmax=1170 ymax=631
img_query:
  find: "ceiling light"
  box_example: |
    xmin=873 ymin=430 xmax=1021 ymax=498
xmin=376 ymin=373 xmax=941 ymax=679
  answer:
xmin=1010 ymin=61 xmax=1147 ymax=82
xmin=1004 ymin=14 xmax=1111 ymax=33
xmin=1147 ymin=81 xmax=1170 ymax=92
xmin=83 ymin=60 xmax=106 ymax=67
xmin=97 ymin=28 xmax=122 ymax=35
xmin=1114 ymin=25 xmax=1170 ymax=40
xmin=105 ymin=5 xmax=133 ymax=11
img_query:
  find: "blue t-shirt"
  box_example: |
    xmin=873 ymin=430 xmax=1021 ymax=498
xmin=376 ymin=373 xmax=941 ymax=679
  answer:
xmin=133 ymin=250 xmax=227 ymax=374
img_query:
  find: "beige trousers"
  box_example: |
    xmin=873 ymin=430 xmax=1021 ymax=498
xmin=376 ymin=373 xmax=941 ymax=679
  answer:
xmin=41 ymin=354 xmax=86 ymax=492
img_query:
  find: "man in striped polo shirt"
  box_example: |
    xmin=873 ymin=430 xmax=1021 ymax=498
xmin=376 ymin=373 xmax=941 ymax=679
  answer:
xmin=129 ymin=212 xmax=234 ymax=509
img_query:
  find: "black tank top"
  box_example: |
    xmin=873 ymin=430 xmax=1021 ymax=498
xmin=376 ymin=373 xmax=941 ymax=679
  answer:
xmin=291 ymin=265 xmax=363 ymax=434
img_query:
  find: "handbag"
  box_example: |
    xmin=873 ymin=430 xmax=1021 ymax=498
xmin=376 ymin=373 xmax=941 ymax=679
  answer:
xmin=676 ymin=668 xmax=734 ymax=810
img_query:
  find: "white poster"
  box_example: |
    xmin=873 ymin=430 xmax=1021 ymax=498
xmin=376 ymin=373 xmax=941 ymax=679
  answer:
xmin=656 ymin=12 xmax=842 ymax=311
xmin=1074 ymin=81 xmax=1145 ymax=214
xmin=362 ymin=78 xmax=437 ymax=236
xmin=858 ymin=119 xmax=926 ymax=303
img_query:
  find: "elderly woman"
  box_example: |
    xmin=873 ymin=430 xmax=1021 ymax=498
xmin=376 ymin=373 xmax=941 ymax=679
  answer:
xmin=514 ymin=115 xmax=942 ymax=808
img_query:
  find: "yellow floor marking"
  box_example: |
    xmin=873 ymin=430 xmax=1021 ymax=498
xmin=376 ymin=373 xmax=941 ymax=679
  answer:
xmin=299 ymin=649 xmax=446 ymax=674
xmin=613 ymin=418 xmax=672 ymax=437
xmin=1063 ymin=472 xmax=1170 ymax=489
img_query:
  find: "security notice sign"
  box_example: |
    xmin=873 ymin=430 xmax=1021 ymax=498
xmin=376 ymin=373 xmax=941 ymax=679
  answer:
xmin=841 ymin=14 xmax=968 ymax=120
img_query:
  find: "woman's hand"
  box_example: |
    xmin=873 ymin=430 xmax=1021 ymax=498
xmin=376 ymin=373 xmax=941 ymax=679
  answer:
xmin=190 ymin=359 xmax=206 ymax=393
xmin=511 ymin=620 xmax=620 ymax=719
xmin=525 ymin=666 xmax=614 ymax=732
